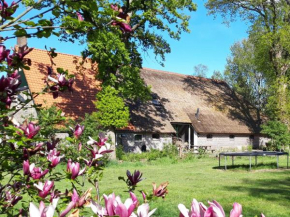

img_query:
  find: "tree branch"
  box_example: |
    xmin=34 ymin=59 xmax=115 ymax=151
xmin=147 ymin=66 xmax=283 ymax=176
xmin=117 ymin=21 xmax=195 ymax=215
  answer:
xmin=131 ymin=19 xmax=146 ymax=31
xmin=232 ymin=1 xmax=265 ymax=18
xmin=0 ymin=25 xmax=66 ymax=31
xmin=8 ymin=7 xmax=56 ymax=28
xmin=0 ymin=0 xmax=45 ymax=31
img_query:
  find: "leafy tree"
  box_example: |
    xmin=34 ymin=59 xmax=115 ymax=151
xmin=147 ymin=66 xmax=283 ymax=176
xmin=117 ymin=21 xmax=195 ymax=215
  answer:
xmin=261 ymin=120 xmax=290 ymax=151
xmin=1 ymin=0 xmax=196 ymax=101
xmin=77 ymin=0 xmax=197 ymax=101
xmin=224 ymin=39 xmax=268 ymax=124
xmin=36 ymin=105 xmax=68 ymax=137
xmin=93 ymin=86 xmax=130 ymax=129
xmin=193 ymin=64 xmax=208 ymax=77
xmin=0 ymin=0 xmax=197 ymax=127
xmin=206 ymin=0 xmax=290 ymax=125
xmin=211 ymin=70 xmax=224 ymax=80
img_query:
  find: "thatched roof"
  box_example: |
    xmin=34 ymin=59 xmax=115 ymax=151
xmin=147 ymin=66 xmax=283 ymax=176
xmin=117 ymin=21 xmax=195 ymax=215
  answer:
xmin=124 ymin=68 xmax=261 ymax=134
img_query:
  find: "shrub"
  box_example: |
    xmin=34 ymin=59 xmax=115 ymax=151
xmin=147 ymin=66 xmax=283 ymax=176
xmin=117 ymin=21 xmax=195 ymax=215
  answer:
xmin=261 ymin=120 xmax=290 ymax=151
xmin=116 ymin=144 xmax=179 ymax=162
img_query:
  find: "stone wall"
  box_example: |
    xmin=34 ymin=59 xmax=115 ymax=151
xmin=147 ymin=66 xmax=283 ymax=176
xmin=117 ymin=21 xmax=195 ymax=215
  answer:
xmin=197 ymin=134 xmax=270 ymax=151
xmin=12 ymin=91 xmax=37 ymax=123
xmin=116 ymin=132 xmax=172 ymax=153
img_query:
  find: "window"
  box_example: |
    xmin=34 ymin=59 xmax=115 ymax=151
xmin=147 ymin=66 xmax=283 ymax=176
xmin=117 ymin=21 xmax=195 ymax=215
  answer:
xmin=134 ymin=134 xmax=142 ymax=141
xmin=206 ymin=134 xmax=213 ymax=140
xmin=229 ymin=135 xmax=235 ymax=140
xmin=152 ymin=134 xmax=160 ymax=139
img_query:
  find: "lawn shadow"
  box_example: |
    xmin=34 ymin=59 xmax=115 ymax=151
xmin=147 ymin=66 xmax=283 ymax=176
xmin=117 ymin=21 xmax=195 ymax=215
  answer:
xmin=212 ymin=162 xmax=282 ymax=170
xmin=223 ymin=171 xmax=290 ymax=205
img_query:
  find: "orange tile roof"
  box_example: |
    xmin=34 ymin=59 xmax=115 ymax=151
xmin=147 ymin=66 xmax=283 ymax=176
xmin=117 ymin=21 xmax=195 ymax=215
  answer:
xmin=24 ymin=49 xmax=101 ymax=119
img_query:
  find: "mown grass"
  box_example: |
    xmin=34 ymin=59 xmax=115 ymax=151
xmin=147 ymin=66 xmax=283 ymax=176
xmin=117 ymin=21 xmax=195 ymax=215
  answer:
xmin=2 ymin=155 xmax=290 ymax=216
xmin=98 ymin=155 xmax=290 ymax=217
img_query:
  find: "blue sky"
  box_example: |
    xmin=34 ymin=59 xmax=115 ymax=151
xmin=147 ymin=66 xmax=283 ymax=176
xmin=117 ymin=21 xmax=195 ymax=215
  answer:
xmin=1 ymin=0 xmax=249 ymax=78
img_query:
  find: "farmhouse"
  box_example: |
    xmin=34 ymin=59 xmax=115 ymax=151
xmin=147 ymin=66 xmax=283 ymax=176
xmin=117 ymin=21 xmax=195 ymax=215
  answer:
xmin=19 ymin=45 xmax=268 ymax=153
xmin=116 ymin=68 xmax=268 ymax=153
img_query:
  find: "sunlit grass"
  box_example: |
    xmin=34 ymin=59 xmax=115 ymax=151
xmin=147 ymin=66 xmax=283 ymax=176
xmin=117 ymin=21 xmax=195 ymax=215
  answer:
xmin=3 ymin=155 xmax=290 ymax=216
xmin=98 ymin=155 xmax=290 ymax=217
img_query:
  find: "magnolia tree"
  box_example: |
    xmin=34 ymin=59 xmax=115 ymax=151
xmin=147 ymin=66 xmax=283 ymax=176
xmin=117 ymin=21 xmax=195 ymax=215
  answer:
xmin=0 ymin=0 xmax=267 ymax=216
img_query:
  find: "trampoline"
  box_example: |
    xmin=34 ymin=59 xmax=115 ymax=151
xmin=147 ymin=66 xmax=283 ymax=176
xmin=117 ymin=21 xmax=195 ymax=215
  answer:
xmin=219 ymin=151 xmax=289 ymax=170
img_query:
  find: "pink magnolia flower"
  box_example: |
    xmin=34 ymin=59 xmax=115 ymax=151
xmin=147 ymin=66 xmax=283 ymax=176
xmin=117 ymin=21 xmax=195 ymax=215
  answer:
xmin=49 ymin=85 xmax=59 ymax=99
xmin=5 ymin=191 xmax=22 ymax=206
xmin=87 ymin=133 xmax=108 ymax=147
xmin=29 ymin=163 xmax=49 ymax=180
xmin=261 ymin=214 xmax=266 ymax=217
xmin=67 ymin=159 xmax=85 ymax=180
xmin=142 ymin=191 xmax=146 ymax=202
xmin=87 ymin=136 xmax=113 ymax=161
xmin=60 ymin=189 xmax=79 ymax=217
xmin=0 ymin=1 xmax=17 ymax=18
xmin=118 ymin=22 xmax=132 ymax=32
xmin=78 ymin=188 xmax=92 ymax=207
xmin=0 ymin=45 xmax=10 ymax=62
xmin=178 ymin=199 xmax=206 ymax=217
xmin=230 ymin=202 xmax=242 ymax=217
xmin=0 ymin=75 xmax=9 ymax=91
xmin=131 ymin=203 xmax=157 ymax=217
xmin=70 ymin=124 xmax=84 ymax=139
xmin=8 ymin=70 xmax=20 ymax=79
xmin=127 ymin=170 xmax=144 ymax=186
xmin=24 ymin=143 xmax=43 ymax=157
xmin=47 ymin=149 xmax=63 ymax=168
xmin=57 ymin=74 xmax=67 ymax=87
xmin=205 ymin=200 xmax=226 ymax=217
xmin=34 ymin=180 xmax=54 ymax=198
xmin=76 ymin=12 xmax=84 ymax=21
xmin=78 ymin=142 xmax=82 ymax=151
xmin=23 ymin=160 xmax=30 ymax=176
xmin=18 ymin=121 xmax=40 ymax=139
xmin=46 ymin=139 xmax=59 ymax=152
xmin=90 ymin=200 xmax=108 ymax=216
xmin=152 ymin=182 xmax=168 ymax=199
xmin=91 ymin=192 xmax=138 ymax=217
xmin=0 ymin=73 xmax=21 ymax=107
xmin=7 ymin=47 xmax=33 ymax=66
xmin=179 ymin=199 xmax=243 ymax=217
xmin=111 ymin=4 xmax=119 ymax=11
xmin=29 ymin=198 xmax=58 ymax=217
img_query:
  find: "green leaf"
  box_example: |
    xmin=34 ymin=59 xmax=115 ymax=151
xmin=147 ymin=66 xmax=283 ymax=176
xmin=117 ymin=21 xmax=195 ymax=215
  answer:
xmin=14 ymin=29 xmax=27 ymax=37
xmin=24 ymin=21 xmax=36 ymax=26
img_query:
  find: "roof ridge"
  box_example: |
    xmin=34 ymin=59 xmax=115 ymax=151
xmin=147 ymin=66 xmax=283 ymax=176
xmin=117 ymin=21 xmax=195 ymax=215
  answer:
xmin=142 ymin=67 xmax=225 ymax=84
xmin=142 ymin=67 xmax=190 ymax=77
xmin=31 ymin=50 xmax=224 ymax=84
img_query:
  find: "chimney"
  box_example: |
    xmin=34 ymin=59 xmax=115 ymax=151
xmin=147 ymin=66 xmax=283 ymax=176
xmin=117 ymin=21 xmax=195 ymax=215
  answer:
xmin=16 ymin=37 xmax=27 ymax=53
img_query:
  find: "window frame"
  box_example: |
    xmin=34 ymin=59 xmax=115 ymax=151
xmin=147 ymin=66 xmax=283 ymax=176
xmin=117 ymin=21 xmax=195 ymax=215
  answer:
xmin=134 ymin=134 xmax=143 ymax=142
xmin=206 ymin=134 xmax=213 ymax=140
xmin=152 ymin=133 xmax=160 ymax=140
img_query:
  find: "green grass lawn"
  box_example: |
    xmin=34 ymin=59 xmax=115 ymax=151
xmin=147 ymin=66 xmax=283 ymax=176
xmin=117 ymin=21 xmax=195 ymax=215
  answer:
xmin=97 ymin=156 xmax=290 ymax=217
xmin=3 ymin=155 xmax=290 ymax=216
